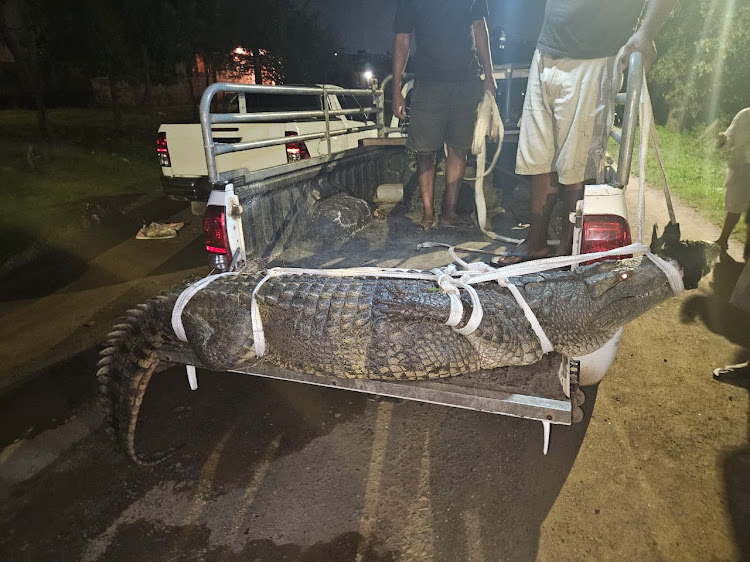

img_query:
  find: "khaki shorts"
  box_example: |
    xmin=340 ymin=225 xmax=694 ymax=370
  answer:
xmin=407 ymin=80 xmax=483 ymax=153
xmin=724 ymin=163 xmax=750 ymax=214
xmin=516 ymin=50 xmax=619 ymax=185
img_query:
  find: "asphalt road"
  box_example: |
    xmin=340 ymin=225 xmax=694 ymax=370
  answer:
xmin=0 ymin=185 xmax=748 ymax=561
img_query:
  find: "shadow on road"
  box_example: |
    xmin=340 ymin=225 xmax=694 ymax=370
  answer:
xmin=0 ymin=347 xmax=99 ymax=450
xmin=0 ymin=196 xmax=196 ymax=301
xmin=680 ymin=253 xmax=750 ymax=561
xmin=0 ymin=358 xmax=595 ymax=560
xmin=94 ymin=522 xmax=400 ymax=561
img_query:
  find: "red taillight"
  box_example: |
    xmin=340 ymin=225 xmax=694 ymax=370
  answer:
xmin=580 ymin=215 xmax=631 ymax=263
xmin=285 ymin=131 xmax=310 ymax=162
xmin=156 ymin=132 xmax=171 ymax=167
xmin=203 ymin=206 xmax=229 ymax=255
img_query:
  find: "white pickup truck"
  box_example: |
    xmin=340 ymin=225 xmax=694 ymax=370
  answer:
xmin=156 ymin=84 xmax=380 ymax=211
xmin=196 ymin=57 xmax=645 ymax=411
xmin=102 ymin=55 xmax=659 ymax=466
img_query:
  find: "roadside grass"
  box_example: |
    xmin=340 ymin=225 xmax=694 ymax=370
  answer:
xmin=0 ymin=108 xmax=164 ymax=273
xmin=609 ymin=124 xmax=743 ymax=243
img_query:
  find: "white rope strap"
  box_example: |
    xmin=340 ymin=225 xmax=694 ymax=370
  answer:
xmin=637 ymin=68 xmax=650 ymax=245
xmin=436 ymin=273 xmax=464 ymax=328
xmin=171 ymin=272 xmax=238 ymax=342
xmin=249 ymin=269 xmax=285 ymax=357
xmin=171 ymin=240 xmax=681 ymax=361
xmin=644 ymin=252 xmax=684 ymax=296
xmin=451 ymin=278 xmax=484 ymax=336
xmin=466 ymin=243 xmax=650 ymax=285
xmin=444 ymin=250 xmax=487 ymax=335
xmin=243 ymin=263 xmax=487 ymax=357
xmin=501 ymin=281 xmax=555 ymax=354
xmin=452 ymin=248 xmax=555 ymax=353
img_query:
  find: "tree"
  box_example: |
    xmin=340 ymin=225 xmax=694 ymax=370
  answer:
xmin=1 ymin=0 xmax=345 ymax=131
xmin=649 ymin=0 xmax=750 ymax=130
xmin=0 ymin=0 xmax=50 ymax=138
xmin=273 ymin=5 xmax=342 ymax=84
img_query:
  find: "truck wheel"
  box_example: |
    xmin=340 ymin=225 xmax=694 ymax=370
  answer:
xmin=572 ymin=406 xmax=584 ymax=424
xmin=191 ymin=201 xmax=207 ymax=216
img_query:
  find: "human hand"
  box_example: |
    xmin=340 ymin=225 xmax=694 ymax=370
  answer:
xmin=618 ymin=30 xmax=658 ymax=73
xmin=392 ymin=90 xmax=407 ymax=121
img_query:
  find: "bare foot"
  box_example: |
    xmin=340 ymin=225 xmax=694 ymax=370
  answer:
xmin=439 ymin=214 xmax=474 ymax=230
xmin=493 ymin=241 xmax=551 ymax=266
xmin=416 ymin=216 xmax=435 ymax=232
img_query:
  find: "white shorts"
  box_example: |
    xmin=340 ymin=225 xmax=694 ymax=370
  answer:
xmin=516 ymin=50 xmax=619 ymax=185
xmin=724 ymin=163 xmax=750 ymax=214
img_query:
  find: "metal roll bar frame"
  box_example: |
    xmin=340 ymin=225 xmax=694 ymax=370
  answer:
xmin=199 ymin=82 xmax=385 ymax=184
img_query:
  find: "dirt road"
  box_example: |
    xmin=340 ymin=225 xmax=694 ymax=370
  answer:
xmin=0 ymin=185 xmax=747 ymax=561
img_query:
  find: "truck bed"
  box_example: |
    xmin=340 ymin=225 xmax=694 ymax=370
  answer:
xmin=160 ymin=205 xmax=575 ymax=425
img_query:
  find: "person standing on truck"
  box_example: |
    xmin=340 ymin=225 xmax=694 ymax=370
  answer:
xmin=714 ymin=107 xmax=750 ymax=260
xmin=391 ymin=0 xmax=497 ymax=232
xmin=495 ymin=0 xmax=678 ymax=265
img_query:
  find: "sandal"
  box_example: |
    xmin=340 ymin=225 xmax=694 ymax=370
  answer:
xmin=416 ymin=220 xmax=435 ymax=232
xmin=713 ymin=361 xmax=750 ymax=380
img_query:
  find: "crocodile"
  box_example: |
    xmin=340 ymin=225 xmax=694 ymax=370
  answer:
xmin=97 ymin=237 xmax=718 ymax=464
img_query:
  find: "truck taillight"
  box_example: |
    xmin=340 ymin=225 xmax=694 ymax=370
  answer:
xmin=156 ymin=132 xmax=171 ymax=167
xmin=285 ymin=131 xmax=310 ymax=162
xmin=203 ymin=205 xmax=230 ymax=271
xmin=580 ymin=215 xmax=632 ymax=263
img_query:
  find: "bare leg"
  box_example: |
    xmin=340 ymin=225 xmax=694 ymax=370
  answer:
xmin=556 ymin=183 xmax=584 ymax=255
xmin=495 ymin=173 xmax=575 ymax=265
xmin=495 ymin=174 xmax=559 ymax=264
xmin=715 ymin=212 xmax=740 ymax=251
xmin=517 ymin=173 xmax=559 ymax=253
xmin=441 ymin=146 xmax=469 ymax=225
xmin=416 ymin=151 xmax=437 ymax=230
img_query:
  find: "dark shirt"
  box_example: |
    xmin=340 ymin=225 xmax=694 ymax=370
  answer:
xmin=537 ymin=0 xmax=645 ymax=59
xmin=393 ymin=0 xmax=488 ymax=82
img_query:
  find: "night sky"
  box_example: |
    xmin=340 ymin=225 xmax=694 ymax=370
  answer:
xmin=304 ymin=0 xmax=547 ymax=54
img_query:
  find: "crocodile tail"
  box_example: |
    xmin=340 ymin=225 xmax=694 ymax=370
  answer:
xmin=97 ymin=293 xmax=180 ymax=465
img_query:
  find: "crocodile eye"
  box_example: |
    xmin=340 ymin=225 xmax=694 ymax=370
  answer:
xmin=617 ymin=268 xmax=636 ymax=282
xmin=585 ymin=268 xmax=636 ymax=299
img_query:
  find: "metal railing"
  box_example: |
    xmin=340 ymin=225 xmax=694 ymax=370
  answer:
xmin=610 ymin=51 xmax=643 ymax=188
xmin=199 ymin=83 xmax=385 ymax=184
